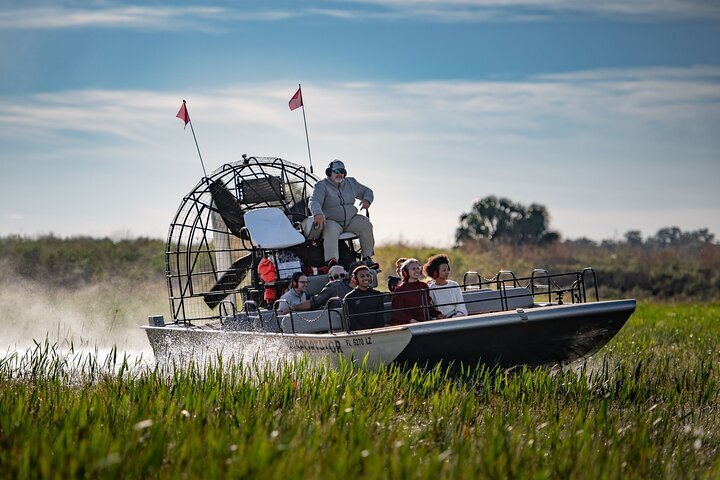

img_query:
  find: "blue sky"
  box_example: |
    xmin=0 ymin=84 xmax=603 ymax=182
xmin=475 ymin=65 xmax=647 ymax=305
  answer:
xmin=1 ymin=0 xmax=719 ymax=245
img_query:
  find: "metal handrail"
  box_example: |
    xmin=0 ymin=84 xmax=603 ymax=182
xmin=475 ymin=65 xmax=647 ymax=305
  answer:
xmin=217 ymin=300 xmax=237 ymax=325
xmin=462 ymin=271 xmax=484 ymax=291
xmin=530 ymin=268 xmax=552 ymax=304
xmin=325 ymin=297 xmax=347 ymax=334
xmin=581 ymin=267 xmax=600 ymax=302
xmin=495 ymin=270 xmax=519 ymax=289
xmin=242 ymin=300 xmax=263 ymax=330
xmin=272 ymin=299 xmax=291 ymax=333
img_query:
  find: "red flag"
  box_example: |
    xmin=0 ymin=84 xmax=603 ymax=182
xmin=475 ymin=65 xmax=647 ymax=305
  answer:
xmin=176 ymin=101 xmax=190 ymax=127
xmin=289 ymin=87 xmax=303 ymax=111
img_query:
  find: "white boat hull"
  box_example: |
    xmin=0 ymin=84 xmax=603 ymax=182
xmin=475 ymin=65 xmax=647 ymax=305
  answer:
xmin=143 ymin=299 xmax=635 ymax=368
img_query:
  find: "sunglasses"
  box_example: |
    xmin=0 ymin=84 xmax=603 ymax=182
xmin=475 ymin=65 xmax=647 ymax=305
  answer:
xmin=331 ymin=168 xmax=347 ymax=175
xmin=330 ymin=272 xmax=348 ymax=280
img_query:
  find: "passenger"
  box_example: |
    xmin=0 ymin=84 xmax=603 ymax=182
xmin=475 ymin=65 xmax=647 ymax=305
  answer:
xmin=348 ymin=260 xmax=379 ymax=289
xmin=387 ymin=257 xmax=406 ymax=292
xmin=307 ymin=159 xmax=377 ymax=269
xmin=390 ymin=258 xmax=444 ymax=325
xmin=276 ymin=272 xmax=309 ymax=314
xmin=343 ymin=265 xmax=386 ymax=330
xmin=423 ymin=254 xmax=467 ymax=318
xmin=291 ymin=265 xmax=353 ymax=312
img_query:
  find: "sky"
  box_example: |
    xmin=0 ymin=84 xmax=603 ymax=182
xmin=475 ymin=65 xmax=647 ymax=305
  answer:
xmin=1 ymin=0 xmax=719 ymax=247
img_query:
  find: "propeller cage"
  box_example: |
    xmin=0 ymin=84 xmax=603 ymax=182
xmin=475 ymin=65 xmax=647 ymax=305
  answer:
xmin=165 ymin=156 xmax=318 ymax=324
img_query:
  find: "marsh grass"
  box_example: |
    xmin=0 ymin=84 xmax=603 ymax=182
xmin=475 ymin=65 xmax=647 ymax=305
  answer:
xmin=1 ymin=303 xmax=719 ymax=479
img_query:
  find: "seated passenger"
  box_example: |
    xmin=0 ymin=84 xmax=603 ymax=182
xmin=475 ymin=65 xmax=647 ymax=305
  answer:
xmin=390 ymin=258 xmax=444 ymax=326
xmin=343 ymin=265 xmax=386 ymax=330
xmin=276 ymin=272 xmax=309 ymax=314
xmin=291 ymin=265 xmax=353 ymax=312
xmin=423 ymin=254 xmax=467 ymax=318
xmin=387 ymin=257 xmax=406 ymax=292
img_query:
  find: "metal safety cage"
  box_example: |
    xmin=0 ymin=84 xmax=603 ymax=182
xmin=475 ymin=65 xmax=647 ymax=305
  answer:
xmin=165 ymin=156 xmax=319 ymax=325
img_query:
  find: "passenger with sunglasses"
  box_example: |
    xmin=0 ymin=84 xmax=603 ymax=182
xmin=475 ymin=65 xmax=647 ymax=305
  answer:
xmin=307 ymin=159 xmax=377 ymax=268
xmin=289 ymin=265 xmax=353 ymax=312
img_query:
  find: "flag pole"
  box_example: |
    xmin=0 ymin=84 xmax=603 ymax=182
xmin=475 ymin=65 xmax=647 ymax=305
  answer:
xmin=182 ymin=100 xmax=208 ymax=178
xmin=298 ymin=84 xmax=314 ymax=174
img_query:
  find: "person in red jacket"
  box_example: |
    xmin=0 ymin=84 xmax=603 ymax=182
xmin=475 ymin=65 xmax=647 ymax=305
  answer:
xmin=390 ymin=258 xmax=445 ymax=326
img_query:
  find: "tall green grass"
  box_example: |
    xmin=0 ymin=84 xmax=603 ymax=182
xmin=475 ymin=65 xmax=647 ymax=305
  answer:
xmin=1 ymin=303 xmax=718 ymax=479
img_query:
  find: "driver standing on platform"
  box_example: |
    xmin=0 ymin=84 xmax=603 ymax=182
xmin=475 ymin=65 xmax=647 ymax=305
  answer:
xmin=307 ymin=159 xmax=377 ymax=268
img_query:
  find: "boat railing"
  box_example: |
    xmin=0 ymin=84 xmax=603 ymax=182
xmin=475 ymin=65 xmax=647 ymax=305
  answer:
xmin=496 ymin=270 xmax=519 ymax=289
xmin=217 ymin=300 xmax=238 ymax=325
xmin=581 ymin=267 xmax=600 ymax=302
xmin=273 ymin=297 xmax=349 ymax=334
xmin=272 ymin=299 xmax=291 ymax=332
xmin=326 ymin=297 xmax=350 ymax=334
xmin=462 ymin=271 xmax=483 ymax=290
xmin=213 ymin=267 xmax=603 ymax=332
xmin=530 ymin=269 xmax=551 ymax=304
xmin=241 ymin=300 xmax=267 ymax=330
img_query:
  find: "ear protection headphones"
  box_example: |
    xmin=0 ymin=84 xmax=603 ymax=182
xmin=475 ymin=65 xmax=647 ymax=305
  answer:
xmin=291 ymin=272 xmax=304 ymax=289
xmin=352 ymin=265 xmax=369 ymax=282
xmin=325 ymin=161 xmax=347 ymax=177
xmin=400 ymin=259 xmax=419 ymax=280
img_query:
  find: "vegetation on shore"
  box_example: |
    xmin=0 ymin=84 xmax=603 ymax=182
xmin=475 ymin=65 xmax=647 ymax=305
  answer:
xmin=1 ymin=302 xmax=718 ymax=478
xmin=1 ymin=234 xmax=718 ymax=301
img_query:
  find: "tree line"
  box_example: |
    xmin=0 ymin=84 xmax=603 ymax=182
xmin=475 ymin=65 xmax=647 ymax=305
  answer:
xmin=456 ymin=195 xmax=716 ymax=249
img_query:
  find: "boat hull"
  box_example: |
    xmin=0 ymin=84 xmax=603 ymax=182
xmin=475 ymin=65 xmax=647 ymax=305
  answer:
xmin=143 ymin=299 xmax=635 ymax=369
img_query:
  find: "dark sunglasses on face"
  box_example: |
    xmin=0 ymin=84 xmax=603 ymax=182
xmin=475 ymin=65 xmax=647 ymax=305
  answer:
xmin=332 ymin=168 xmax=347 ymax=175
xmin=330 ymin=272 xmax=347 ymax=280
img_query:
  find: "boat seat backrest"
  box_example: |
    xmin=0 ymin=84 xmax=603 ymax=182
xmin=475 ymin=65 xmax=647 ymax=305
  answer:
xmin=305 ymin=274 xmax=329 ymax=296
xmin=279 ymin=308 xmax=344 ymax=334
xmin=243 ymin=207 xmax=305 ymax=249
xmin=462 ymin=287 xmax=533 ymax=315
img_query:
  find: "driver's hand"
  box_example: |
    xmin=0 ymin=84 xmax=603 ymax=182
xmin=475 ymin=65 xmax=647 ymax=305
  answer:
xmin=361 ymin=200 xmax=371 ymax=210
xmin=313 ymin=214 xmax=325 ymax=230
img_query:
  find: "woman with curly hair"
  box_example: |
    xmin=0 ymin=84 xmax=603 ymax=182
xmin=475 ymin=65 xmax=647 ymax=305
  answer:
xmin=423 ymin=254 xmax=467 ymax=318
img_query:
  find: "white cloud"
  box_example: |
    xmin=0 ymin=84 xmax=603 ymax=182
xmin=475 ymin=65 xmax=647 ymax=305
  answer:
xmin=1 ymin=0 xmax=718 ymax=31
xmin=0 ymin=5 xmax=296 ymax=31
xmin=1 ymin=66 xmax=719 ymax=242
xmin=347 ymin=0 xmax=720 ymax=21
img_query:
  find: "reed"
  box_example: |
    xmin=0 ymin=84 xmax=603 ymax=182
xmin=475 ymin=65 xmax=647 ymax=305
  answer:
xmin=1 ymin=302 xmax=718 ymax=478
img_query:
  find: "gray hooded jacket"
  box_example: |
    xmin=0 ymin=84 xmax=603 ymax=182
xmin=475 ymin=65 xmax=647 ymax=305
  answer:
xmin=309 ymin=177 xmax=374 ymax=227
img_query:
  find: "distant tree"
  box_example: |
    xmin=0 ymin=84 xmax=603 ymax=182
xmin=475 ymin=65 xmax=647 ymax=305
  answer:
xmin=455 ymin=196 xmax=559 ymax=246
xmin=566 ymin=237 xmax=597 ymax=247
xmin=648 ymin=227 xmax=715 ymax=247
xmin=623 ymin=230 xmax=643 ymax=246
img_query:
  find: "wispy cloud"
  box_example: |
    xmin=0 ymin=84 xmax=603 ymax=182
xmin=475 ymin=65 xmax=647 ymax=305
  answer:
xmin=1 ymin=66 xmax=718 ymax=242
xmin=1 ymin=0 xmax=719 ymax=31
xmin=0 ymin=5 xmax=296 ymax=31
xmin=2 ymin=66 xmax=719 ymax=150
xmin=347 ymin=0 xmax=720 ymax=21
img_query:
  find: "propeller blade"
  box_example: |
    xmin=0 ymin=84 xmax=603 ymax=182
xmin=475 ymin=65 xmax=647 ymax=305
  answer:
xmin=209 ymin=180 xmax=245 ymax=237
xmin=203 ymin=254 xmax=253 ymax=309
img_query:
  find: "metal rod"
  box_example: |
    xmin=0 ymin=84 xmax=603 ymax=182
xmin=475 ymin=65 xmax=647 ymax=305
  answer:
xmin=182 ymin=100 xmax=209 ymax=178
xmin=298 ymin=85 xmax=314 ymax=174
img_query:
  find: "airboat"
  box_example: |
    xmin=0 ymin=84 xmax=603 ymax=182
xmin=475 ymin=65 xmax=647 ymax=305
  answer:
xmin=142 ymin=156 xmax=635 ymax=368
